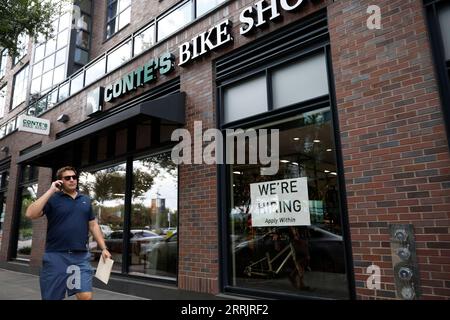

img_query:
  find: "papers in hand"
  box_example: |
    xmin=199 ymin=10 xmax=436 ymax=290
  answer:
xmin=95 ymin=257 xmax=114 ymax=285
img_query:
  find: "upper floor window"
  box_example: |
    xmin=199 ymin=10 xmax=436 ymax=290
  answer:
xmin=0 ymin=85 xmax=7 ymax=118
xmin=12 ymin=65 xmax=29 ymax=109
xmin=0 ymin=49 xmax=8 ymax=78
xmin=30 ymin=10 xmax=71 ymax=98
xmin=106 ymin=0 xmax=131 ymax=39
xmin=157 ymin=1 xmax=192 ymax=41
xmin=196 ymin=0 xmax=226 ymax=17
xmin=14 ymin=33 xmax=29 ymax=65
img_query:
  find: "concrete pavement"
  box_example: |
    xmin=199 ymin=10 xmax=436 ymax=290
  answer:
xmin=0 ymin=268 xmax=148 ymax=300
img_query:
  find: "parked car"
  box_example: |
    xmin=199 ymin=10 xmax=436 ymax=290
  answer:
xmin=233 ymin=225 xmax=345 ymax=276
xmin=102 ymin=229 xmax=164 ymax=263
xmin=145 ymin=231 xmax=177 ymax=274
xmin=99 ymin=224 xmax=113 ymax=237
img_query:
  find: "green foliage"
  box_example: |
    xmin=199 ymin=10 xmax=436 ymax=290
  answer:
xmin=0 ymin=0 xmax=62 ymax=58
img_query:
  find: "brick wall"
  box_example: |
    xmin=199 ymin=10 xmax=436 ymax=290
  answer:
xmin=329 ymin=0 xmax=450 ymax=299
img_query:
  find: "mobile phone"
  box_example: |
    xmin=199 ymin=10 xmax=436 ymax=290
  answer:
xmin=56 ymin=181 xmax=63 ymax=191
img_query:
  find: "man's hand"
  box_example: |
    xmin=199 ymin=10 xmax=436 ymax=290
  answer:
xmin=51 ymin=180 xmax=64 ymax=193
xmin=101 ymin=248 xmax=112 ymax=262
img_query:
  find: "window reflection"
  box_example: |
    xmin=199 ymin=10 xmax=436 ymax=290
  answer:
xmin=107 ymin=40 xmax=131 ymax=72
xmin=228 ymin=108 xmax=349 ymax=299
xmin=196 ymin=0 xmax=226 ymax=17
xmin=16 ymin=183 xmax=38 ymax=260
xmin=129 ymin=153 xmax=178 ymax=278
xmin=79 ymin=164 xmax=126 ymax=273
xmin=157 ymin=1 xmax=192 ymax=41
xmin=12 ymin=65 xmax=29 ymax=109
xmin=133 ymin=25 xmax=154 ymax=56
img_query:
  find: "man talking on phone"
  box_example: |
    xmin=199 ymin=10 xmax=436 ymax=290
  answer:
xmin=26 ymin=166 xmax=111 ymax=300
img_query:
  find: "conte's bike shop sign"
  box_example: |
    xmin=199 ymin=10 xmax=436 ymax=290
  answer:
xmin=17 ymin=114 xmax=50 ymax=135
xmin=250 ymin=177 xmax=310 ymax=227
xmin=178 ymin=0 xmax=307 ymax=66
xmin=86 ymin=52 xmax=175 ymax=115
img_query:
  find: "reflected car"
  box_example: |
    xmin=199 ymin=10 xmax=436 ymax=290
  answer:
xmin=234 ymin=225 xmax=346 ymax=275
xmin=145 ymin=231 xmax=177 ymax=274
xmin=105 ymin=229 xmax=164 ymax=257
xmin=99 ymin=224 xmax=113 ymax=237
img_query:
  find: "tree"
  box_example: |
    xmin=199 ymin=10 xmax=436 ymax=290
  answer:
xmin=0 ymin=0 xmax=61 ymax=58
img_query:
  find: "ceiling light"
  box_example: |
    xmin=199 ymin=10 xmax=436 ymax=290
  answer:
xmin=326 ymin=149 xmax=332 ymax=152
xmin=292 ymin=162 xmax=299 ymax=166
xmin=293 ymin=137 xmax=300 ymax=141
xmin=313 ymin=139 xmax=321 ymax=143
xmin=280 ymin=160 xmax=290 ymax=163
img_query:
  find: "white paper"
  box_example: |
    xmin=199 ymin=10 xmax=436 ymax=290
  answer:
xmin=95 ymin=258 xmax=114 ymax=285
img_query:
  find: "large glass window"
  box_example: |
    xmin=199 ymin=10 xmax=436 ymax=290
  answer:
xmin=228 ymin=108 xmax=348 ymax=299
xmin=133 ymin=25 xmax=155 ymax=56
xmin=196 ymin=0 xmax=226 ymax=17
xmin=79 ymin=152 xmax=178 ymax=279
xmin=14 ymin=33 xmax=29 ymax=65
xmin=222 ymin=52 xmax=328 ymax=124
xmin=224 ymin=75 xmax=267 ymax=123
xmin=272 ymin=53 xmax=329 ymax=109
xmin=106 ymin=0 xmax=131 ymax=39
xmin=157 ymin=1 xmax=192 ymax=41
xmin=0 ymin=169 xmax=9 ymax=249
xmin=106 ymin=40 xmax=131 ymax=73
xmin=15 ymin=165 xmax=39 ymax=261
xmin=85 ymin=57 xmax=106 ymax=86
xmin=0 ymin=85 xmax=7 ymax=119
xmin=79 ymin=163 xmax=126 ymax=273
xmin=129 ymin=154 xmax=178 ymax=278
xmin=0 ymin=49 xmax=8 ymax=78
xmin=30 ymin=7 xmax=71 ymax=97
xmin=12 ymin=65 xmax=29 ymax=109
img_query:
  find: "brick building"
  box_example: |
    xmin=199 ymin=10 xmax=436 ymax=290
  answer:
xmin=0 ymin=0 xmax=449 ymax=300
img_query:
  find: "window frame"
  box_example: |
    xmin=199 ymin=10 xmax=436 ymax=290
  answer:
xmin=105 ymin=0 xmax=132 ymax=40
xmin=216 ymin=35 xmax=355 ymax=299
xmin=424 ymin=0 xmax=450 ymax=151
xmin=0 ymin=48 xmax=8 ymax=79
xmin=11 ymin=64 xmax=29 ymax=110
xmin=78 ymin=148 xmax=179 ymax=283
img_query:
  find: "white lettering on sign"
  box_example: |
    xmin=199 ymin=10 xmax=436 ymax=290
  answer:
xmin=17 ymin=114 xmax=50 ymax=136
xmin=240 ymin=0 xmax=305 ymax=35
xmin=250 ymin=177 xmax=310 ymax=227
xmin=178 ymin=19 xmax=233 ymax=66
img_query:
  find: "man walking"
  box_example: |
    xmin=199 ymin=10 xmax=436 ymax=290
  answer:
xmin=26 ymin=166 xmax=111 ymax=300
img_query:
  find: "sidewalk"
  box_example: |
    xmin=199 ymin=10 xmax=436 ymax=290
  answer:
xmin=0 ymin=268 xmax=148 ymax=300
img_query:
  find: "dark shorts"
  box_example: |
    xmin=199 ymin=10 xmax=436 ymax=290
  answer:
xmin=40 ymin=251 xmax=93 ymax=300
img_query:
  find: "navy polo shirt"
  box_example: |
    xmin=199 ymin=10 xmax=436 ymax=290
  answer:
xmin=43 ymin=191 xmax=95 ymax=252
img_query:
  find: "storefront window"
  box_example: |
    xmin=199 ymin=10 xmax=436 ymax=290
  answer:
xmin=79 ymin=163 xmax=126 ymax=273
xmin=16 ymin=183 xmax=37 ymax=260
xmin=227 ymin=107 xmax=349 ymax=299
xmin=128 ymin=153 xmax=178 ymax=278
xmin=0 ymin=169 xmax=8 ymax=248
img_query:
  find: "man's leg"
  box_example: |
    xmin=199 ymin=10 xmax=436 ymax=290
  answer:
xmin=76 ymin=292 xmax=93 ymax=300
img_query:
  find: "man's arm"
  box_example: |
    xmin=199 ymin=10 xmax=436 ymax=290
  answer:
xmin=25 ymin=180 xmax=62 ymax=220
xmin=89 ymin=220 xmax=112 ymax=261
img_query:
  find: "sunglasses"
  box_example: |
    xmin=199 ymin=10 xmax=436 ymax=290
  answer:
xmin=62 ymin=175 xmax=77 ymax=181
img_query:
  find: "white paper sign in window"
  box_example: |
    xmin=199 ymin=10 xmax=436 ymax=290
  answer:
xmin=250 ymin=177 xmax=310 ymax=227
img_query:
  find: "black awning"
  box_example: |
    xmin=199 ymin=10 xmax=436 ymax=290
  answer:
xmin=17 ymin=92 xmax=185 ymax=167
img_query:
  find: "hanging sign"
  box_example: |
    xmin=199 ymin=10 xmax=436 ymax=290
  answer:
xmin=250 ymin=177 xmax=310 ymax=227
xmin=17 ymin=114 xmax=50 ymax=136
